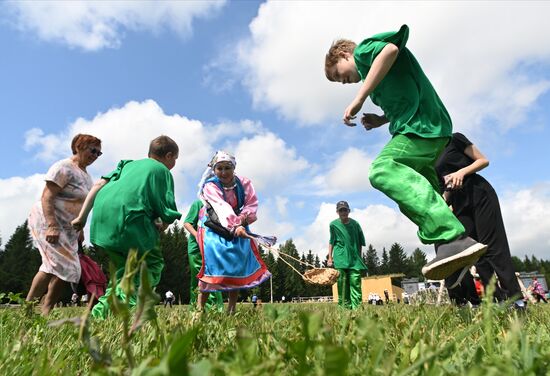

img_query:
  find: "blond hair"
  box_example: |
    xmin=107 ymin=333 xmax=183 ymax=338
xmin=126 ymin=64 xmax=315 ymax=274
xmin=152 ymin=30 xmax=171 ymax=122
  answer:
xmin=324 ymin=39 xmax=357 ymax=81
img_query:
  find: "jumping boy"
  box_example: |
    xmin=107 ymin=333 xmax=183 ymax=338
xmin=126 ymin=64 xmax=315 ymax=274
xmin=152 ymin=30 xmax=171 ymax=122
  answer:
xmin=72 ymin=135 xmax=182 ymax=319
xmin=325 ymin=25 xmax=487 ymax=281
xmin=183 ymin=199 xmax=224 ymax=311
xmin=327 ymin=201 xmax=367 ymax=309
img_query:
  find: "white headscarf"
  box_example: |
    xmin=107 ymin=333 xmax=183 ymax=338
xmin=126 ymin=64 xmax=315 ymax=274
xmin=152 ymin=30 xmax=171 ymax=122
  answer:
xmin=197 ymin=150 xmax=236 ymax=197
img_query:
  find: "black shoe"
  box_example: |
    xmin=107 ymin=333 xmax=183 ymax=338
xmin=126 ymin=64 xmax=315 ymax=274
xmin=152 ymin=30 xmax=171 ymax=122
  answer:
xmin=447 ymin=265 xmax=471 ymax=289
xmin=422 ymin=236 xmax=487 ymax=280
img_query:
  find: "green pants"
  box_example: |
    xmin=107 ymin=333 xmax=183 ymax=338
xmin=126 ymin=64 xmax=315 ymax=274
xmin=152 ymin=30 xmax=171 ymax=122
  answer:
xmin=337 ymin=269 xmax=363 ymax=309
xmin=91 ymin=246 xmax=164 ymax=319
xmin=188 ymin=245 xmax=223 ymax=311
xmin=369 ymin=134 xmax=465 ymax=244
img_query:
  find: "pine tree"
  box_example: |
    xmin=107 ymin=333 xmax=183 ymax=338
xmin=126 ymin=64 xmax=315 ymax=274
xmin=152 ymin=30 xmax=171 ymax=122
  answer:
xmin=408 ymin=248 xmax=427 ymax=280
xmin=523 ymin=255 xmax=533 ymax=271
xmin=380 ymin=247 xmax=389 ymax=275
xmin=304 ymin=250 xmax=318 ymax=295
xmin=364 ymin=244 xmax=379 ymax=275
xmin=0 ymin=221 xmax=41 ymax=295
xmin=531 ymin=255 xmax=541 ymax=272
xmin=279 ymin=239 xmax=303 ymax=300
xmin=157 ymin=223 xmax=189 ymax=304
xmin=388 ymin=243 xmax=409 ymax=276
xmin=511 ymin=256 xmax=524 ymax=272
xmin=262 ymin=250 xmax=278 ymax=302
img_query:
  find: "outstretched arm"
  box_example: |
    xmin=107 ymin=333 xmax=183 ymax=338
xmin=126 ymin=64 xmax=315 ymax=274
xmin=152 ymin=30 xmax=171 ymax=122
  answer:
xmin=343 ymin=43 xmax=399 ymax=125
xmin=72 ymin=178 xmax=108 ymax=231
xmin=444 ymin=144 xmax=489 ymax=190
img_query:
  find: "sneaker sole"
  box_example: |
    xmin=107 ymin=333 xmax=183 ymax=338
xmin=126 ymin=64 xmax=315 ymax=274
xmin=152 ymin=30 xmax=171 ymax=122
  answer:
xmin=422 ymin=243 xmax=487 ymax=280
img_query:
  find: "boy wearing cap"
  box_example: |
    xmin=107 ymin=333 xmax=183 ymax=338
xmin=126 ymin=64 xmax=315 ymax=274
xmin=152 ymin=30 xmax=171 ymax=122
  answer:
xmin=328 ymin=201 xmax=367 ymax=309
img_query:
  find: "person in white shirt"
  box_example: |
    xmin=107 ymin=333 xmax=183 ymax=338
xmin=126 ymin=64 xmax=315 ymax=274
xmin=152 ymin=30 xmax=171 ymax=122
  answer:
xmin=165 ymin=290 xmax=174 ymax=308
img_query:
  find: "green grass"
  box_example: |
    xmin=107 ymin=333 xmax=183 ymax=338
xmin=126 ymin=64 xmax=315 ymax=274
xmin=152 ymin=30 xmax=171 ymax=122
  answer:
xmin=1 ymin=257 xmax=549 ymax=375
xmin=0 ymin=301 xmax=549 ymax=375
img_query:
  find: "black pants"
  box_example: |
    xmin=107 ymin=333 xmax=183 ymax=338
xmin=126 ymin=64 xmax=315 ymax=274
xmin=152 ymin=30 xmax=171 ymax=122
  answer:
xmin=445 ymin=175 xmax=521 ymax=303
xmin=534 ymin=293 xmax=548 ymax=303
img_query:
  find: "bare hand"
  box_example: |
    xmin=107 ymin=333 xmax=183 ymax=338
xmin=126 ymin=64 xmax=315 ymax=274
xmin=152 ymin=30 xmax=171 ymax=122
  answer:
xmin=343 ymin=99 xmax=363 ymax=126
xmin=45 ymin=227 xmax=60 ymax=244
xmin=234 ymin=226 xmax=249 ymax=238
xmin=361 ymin=113 xmax=385 ymax=130
xmin=71 ymin=217 xmax=85 ymax=231
xmin=444 ymin=171 xmax=466 ymax=190
xmin=327 ymin=258 xmax=334 ymax=267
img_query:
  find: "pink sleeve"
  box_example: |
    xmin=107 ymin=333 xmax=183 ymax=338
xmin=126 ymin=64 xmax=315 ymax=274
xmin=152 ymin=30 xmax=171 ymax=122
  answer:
xmin=238 ymin=176 xmax=258 ymax=225
xmin=202 ymin=182 xmax=243 ymax=232
xmin=201 ymin=176 xmax=258 ymax=232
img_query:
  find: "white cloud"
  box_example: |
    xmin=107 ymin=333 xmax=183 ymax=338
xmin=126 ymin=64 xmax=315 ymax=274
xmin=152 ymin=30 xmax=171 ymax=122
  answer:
xmin=251 ymin=199 xmax=294 ymax=245
xmin=234 ymin=1 xmax=550 ymax=134
xmin=26 ymin=100 xmax=288 ymax=201
xmin=500 ymin=182 xmax=550 ymax=259
xmin=6 ymin=0 xmax=226 ymax=51
xmin=312 ymin=147 xmax=374 ymax=195
xmin=293 ymin=182 xmax=550 ymax=263
xmin=0 ymin=174 xmax=45 ymax=243
xmin=10 ymin=100 xmax=312 ymax=247
xmin=275 ymin=196 xmax=289 ymax=217
xmin=26 ymin=100 xmax=207 ymax=174
xmin=232 ymin=132 xmax=310 ymax=192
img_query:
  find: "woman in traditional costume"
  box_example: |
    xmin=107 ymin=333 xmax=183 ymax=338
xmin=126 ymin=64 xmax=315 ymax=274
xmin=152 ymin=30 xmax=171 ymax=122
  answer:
xmin=196 ymin=151 xmax=272 ymax=313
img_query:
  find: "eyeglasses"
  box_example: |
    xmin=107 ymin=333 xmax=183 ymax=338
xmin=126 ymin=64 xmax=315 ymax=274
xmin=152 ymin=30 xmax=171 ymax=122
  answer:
xmin=89 ymin=147 xmax=103 ymax=157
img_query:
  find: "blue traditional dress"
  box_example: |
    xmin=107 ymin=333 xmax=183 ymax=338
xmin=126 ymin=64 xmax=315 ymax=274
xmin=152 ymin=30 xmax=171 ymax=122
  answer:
xmin=197 ymin=175 xmax=271 ymax=292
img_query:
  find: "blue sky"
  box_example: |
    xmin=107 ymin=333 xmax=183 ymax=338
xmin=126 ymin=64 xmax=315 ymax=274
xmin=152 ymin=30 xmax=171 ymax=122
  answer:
xmin=1 ymin=1 xmax=549 ymax=260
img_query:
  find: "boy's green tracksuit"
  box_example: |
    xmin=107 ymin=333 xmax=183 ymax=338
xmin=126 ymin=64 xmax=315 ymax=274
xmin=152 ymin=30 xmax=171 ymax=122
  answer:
xmin=90 ymin=159 xmax=181 ymax=319
xmin=329 ymin=218 xmax=367 ymax=309
xmin=355 ymin=24 xmax=465 ymax=244
xmin=184 ymin=200 xmax=223 ymax=311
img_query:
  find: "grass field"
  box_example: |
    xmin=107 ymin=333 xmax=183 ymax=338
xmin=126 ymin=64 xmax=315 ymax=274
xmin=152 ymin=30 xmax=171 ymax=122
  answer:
xmin=1 ymin=257 xmax=549 ymax=376
xmin=1 ymin=296 xmax=549 ymax=376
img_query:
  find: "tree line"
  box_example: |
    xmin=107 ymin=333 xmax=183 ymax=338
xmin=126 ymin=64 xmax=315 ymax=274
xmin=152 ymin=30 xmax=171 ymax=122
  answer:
xmin=1 ymin=220 xmax=548 ymax=304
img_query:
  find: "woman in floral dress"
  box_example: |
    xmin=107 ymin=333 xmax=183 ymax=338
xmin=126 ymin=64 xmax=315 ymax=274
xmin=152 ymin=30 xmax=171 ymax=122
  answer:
xmin=27 ymin=134 xmax=102 ymax=315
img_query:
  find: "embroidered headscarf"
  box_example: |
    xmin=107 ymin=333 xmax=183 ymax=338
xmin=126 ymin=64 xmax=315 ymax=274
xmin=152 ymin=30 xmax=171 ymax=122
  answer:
xmin=197 ymin=150 xmax=236 ymax=196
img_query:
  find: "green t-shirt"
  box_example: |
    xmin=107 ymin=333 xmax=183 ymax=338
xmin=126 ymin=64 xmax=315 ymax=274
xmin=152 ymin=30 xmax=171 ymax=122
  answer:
xmin=91 ymin=158 xmax=181 ymax=252
xmin=183 ymin=199 xmax=203 ymax=255
xmin=329 ymin=218 xmax=367 ymax=270
xmin=354 ymin=24 xmax=452 ymax=138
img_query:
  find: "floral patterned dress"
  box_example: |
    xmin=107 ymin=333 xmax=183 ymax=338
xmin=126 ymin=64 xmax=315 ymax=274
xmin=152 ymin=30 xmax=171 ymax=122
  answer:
xmin=28 ymin=159 xmax=93 ymax=283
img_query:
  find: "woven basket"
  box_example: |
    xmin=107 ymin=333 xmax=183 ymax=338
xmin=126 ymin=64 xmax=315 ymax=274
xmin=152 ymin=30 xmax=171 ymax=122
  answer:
xmin=302 ymin=268 xmax=340 ymax=286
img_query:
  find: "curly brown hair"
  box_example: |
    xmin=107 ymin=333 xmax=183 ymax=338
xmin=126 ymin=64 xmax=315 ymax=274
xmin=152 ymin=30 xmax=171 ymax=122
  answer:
xmin=324 ymin=39 xmax=357 ymax=81
xmin=71 ymin=134 xmax=101 ymax=155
